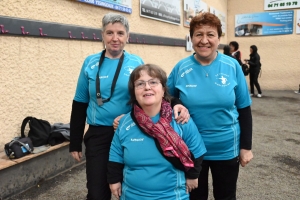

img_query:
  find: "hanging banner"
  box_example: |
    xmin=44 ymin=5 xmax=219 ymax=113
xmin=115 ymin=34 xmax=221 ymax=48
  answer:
xmin=77 ymin=0 xmax=132 ymax=14
xmin=235 ymin=10 xmax=294 ymax=36
xmin=186 ymin=34 xmax=193 ymax=51
xmin=183 ymin=0 xmax=209 ymax=27
xmin=140 ymin=0 xmax=181 ymax=25
xmin=264 ymin=0 xmax=300 ymax=10
xmin=297 ymin=10 xmax=300 ymax=34
xmin=183 ymin=0 xmax=197 ymax=27
xmin=210 ymin=6 xmax=226 ymax=36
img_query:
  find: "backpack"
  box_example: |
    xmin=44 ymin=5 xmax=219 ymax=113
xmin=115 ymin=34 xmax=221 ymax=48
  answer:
xmin=21 ymin=116 xmax=51 ymax=147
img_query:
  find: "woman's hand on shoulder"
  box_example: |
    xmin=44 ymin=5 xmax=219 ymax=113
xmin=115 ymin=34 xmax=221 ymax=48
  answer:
xmin=173 ymin=104 xmax=190 ymax=124
xmin=239 ymin=149 xmax=253 ymax=167
xmin=186 ymin=178 xmax=198 ymax=193
xmin=113 ymin=114 xmax=125 ymax=131
xmin=110 ymin=182 xmax=122 ymax=199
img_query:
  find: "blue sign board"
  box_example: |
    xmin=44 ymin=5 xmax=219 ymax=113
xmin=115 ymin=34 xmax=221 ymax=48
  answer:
xmin=77 ymin=0 xmax=132 ymax=14
xmin=235 ymin=10 xmax=294 ymax=36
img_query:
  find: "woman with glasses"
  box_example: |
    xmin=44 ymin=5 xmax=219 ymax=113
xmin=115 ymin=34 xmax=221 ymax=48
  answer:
xmin=69 ymin=13 xmax=190 ymax=200
xmin=107 ymin=64 xmax=206 ymax=200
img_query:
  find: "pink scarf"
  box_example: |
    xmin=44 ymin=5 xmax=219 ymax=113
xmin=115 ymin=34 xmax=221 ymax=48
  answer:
xmin=134 ymin=100 xmax=194 ymax=170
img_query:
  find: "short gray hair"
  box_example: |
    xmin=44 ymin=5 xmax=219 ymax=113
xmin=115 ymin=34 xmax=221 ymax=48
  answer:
xmin=102 ymin=13 xmax=129 ymax=33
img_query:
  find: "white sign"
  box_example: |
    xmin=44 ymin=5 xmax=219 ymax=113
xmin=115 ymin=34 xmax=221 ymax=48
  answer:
xmin=183 ymin=0 xmax=196 ymax=27
xmin=297 ymin=10 xmax=300 ymax=34
xmin=264 ymin=0 xmax=300 ymax=10
xmin=140 ymin=0 xmax=181 ymax=25
xmin=186 ymin=34 xmax=193 ymax=51
xmin=210 ymin=6 xmax=226 ymax=35
xmin=77 ymin=0 xmax=132 ymax=14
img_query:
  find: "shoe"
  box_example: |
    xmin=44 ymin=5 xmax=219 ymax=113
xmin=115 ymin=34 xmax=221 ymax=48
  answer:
xmin=257 ymin=94 xmax=262 ymax=98
xmin=250 ymin=94 xmax=254 ymax=97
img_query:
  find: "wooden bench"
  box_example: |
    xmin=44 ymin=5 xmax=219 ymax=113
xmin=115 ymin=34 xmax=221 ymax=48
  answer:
xmin=0 ymin=142 xmax=70 ymax=170
xmin=0 ymin=141 xmax=85 ymax=199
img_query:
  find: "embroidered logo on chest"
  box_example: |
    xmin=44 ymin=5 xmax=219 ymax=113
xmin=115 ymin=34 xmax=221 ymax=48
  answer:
xmin=124 ymin=66 xmax=135 ymax=76
xmin=215 ymin=73 xmax=230 ymax=87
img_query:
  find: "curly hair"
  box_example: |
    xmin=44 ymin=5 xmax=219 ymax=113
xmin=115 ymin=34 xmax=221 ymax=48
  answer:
xmin=189 ymin=12 xmax=222 ymax=38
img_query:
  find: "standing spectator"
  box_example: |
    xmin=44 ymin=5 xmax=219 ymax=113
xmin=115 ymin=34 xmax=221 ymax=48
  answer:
xmin=167 ymin=12 xmax=253 ymax=200
xmin=223 ymin=45 xmax=234 ymax=58
xmin=229 ymin=41 xmax=243 ymax=65
xmin=69 ymin=13 xmax=189 ymax=200
xmin=245 ymin=45 xmax=262 ymax=97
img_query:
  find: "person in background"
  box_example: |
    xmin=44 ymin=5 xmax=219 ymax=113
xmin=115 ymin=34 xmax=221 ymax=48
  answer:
xmin=167 ymin=12 xmax=254 ymax=200
xmin=69 ymin=13 xmax=189 ymax=200
xmin=108 ymin=64 xmax=207 ymax=200
xmin=244 ymin=45 xmax=262 ymax=98
xmin=229 ymin=41 xmax=243 ymax=66
xmin=223 ymin=45 xmax=234 ymax=58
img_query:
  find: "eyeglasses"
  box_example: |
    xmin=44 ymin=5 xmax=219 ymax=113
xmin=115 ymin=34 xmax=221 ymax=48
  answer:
xmin=134 ymin=79 xmax=161 ymax=89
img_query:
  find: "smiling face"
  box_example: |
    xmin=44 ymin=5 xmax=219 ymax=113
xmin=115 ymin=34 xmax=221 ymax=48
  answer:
xmin=102 ymin=22 xmax=129 ymax=58
xmin=192 ymin=25 xmax=220 ymax=64
xmin=134 ymin=70 xmax=165 ymax=112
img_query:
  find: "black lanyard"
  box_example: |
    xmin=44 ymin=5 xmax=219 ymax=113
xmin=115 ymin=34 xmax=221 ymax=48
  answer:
xmin=96 ymin=50 xmax=124 ymax=106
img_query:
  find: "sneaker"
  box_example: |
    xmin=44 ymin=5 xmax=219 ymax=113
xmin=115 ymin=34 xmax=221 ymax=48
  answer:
xmin=250 ymin=94 xmax=254 ymax=97
xmin=257 ymin=94 xmax=262 ymax=98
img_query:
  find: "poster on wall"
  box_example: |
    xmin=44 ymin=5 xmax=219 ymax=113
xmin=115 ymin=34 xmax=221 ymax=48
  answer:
xmin=210 ymin=6 xmax=226 ymax=35
xmin=297 ymin=10 xmax=300 ymax=33
xmin=183 ymin=0 xmax=197 ymax=27
xmin=235 ymin=10 xmax=294 ymax=36
xmin=199 ymin=1 xmax=209 ymax=12
xmin=140 ymin=0 xmax=181 ymax=25
xmin=77 ymin=0 xmax=132 ymax=14
xmin=183 ymin=1 xmax=209 ymax=28
xmin=264 ymin=0 xmax=300 ymax=10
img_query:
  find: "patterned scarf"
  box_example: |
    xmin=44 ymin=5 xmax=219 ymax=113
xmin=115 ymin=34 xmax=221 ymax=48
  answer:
xmin=133 ymin=99 xmax=194 ymax=171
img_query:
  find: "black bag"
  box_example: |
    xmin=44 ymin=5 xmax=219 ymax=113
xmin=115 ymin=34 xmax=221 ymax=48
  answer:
xmin=4 ymin=137 xmax=34 ymax=159
xmin=241 ymin=64 xmax=249 ymax=76
xmin=21 ymin=116 xmax=51 ymax=147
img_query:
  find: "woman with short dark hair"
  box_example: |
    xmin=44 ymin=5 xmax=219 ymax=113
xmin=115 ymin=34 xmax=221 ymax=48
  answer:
xmin=223 ymin=45 xmax=233 ymax=58
xmin=229 ymin=41 xmax=243 ymax=65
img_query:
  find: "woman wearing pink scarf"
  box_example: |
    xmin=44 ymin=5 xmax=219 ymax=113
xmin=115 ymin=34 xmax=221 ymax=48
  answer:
xmin=107 ymin=64 xmax=206 ymax=200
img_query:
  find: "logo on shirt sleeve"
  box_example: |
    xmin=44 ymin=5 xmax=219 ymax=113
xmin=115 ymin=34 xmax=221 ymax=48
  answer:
xmin=181 ymin=68 xmax=193 ymax=77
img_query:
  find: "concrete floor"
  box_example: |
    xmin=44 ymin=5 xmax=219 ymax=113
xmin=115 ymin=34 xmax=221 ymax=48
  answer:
xmin=7 ymin=90 xmax=300 ymax=200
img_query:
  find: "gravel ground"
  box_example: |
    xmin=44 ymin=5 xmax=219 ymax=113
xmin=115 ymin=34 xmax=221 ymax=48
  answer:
xmin=7 ymin=90 xmax=300 ymax=200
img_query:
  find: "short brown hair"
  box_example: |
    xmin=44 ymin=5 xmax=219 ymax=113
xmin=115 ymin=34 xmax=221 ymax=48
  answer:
xmin=190 ymin=12 xmax=222 ymax=38
xmin=128 ymin=64 xmax=172 ymax=105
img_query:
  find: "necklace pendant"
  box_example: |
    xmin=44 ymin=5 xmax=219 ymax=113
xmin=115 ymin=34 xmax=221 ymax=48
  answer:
xmin=206 ymin=73 xmax=208 ymax=77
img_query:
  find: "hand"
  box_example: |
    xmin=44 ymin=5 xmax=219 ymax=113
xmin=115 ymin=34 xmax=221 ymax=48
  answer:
xmin=110 ymin=182 xmax=122 ymax=200
xmin=70 ymin=151 xmax=82 ymax=162
xmin=113 ymin=114 xmax=125 ymax=131
xmin=186 ymin=178 xmax=198 ymax=193
xmin=173 ymin=104 xmax=190 ymax=124
xmin=239 ymin=149 xmax=253 ymax=167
